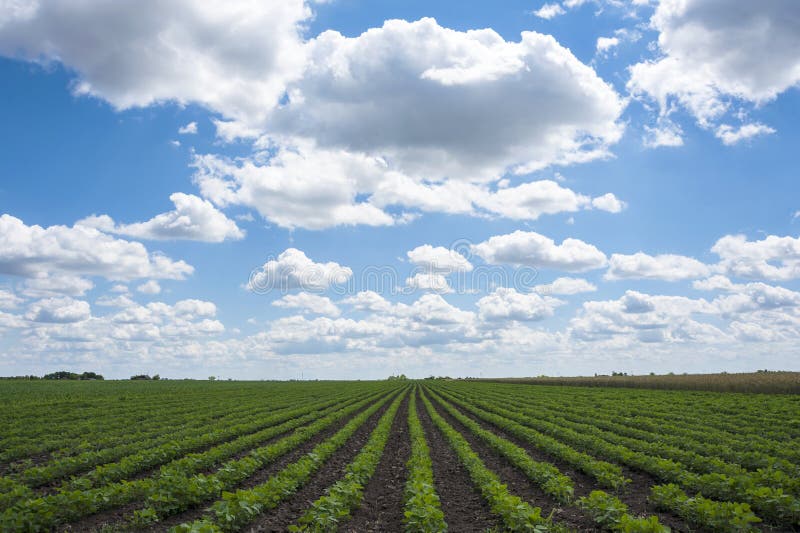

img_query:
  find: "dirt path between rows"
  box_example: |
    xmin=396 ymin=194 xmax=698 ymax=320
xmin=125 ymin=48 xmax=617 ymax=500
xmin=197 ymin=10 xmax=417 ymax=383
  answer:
xmin=63 ymin=394 xmax=389 ymax=532
xmin=426 ymin=390 xmax=599 ymax=531
xmin=342 ymin=394 xmax=411 ymax=532
xmin=415 ymin=388 xmax=500 ymax=532
xmin=250 ymin=393 xmax=399 ymax=532
xmin=434 ymin=390 xmax=695 ymax=532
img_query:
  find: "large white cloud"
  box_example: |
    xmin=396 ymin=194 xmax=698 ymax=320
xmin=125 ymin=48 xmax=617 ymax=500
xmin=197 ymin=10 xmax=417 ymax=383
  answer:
xmin=195 ymin=149 xmax=625 ymax=229
xmin=0 ymin=0 xmax=310 ymax=125
xmin=606 ymin=252 xmax=710 ymax=281
xmin=477 ymin=287 xmax=562 ymax=322
xmin=21 ymin=274 xmax=94 ymax=298
xmin=629 ymin=0 xmax=800 ymax=143
xmin=273 ymin=292 xmax=341 ymax=317
xmin=476 ymin=181 xmax=624 ymax=220
xmin=0 ymin=5 xmax=629 ymax=232
xmin=570 ymin=290 xmax=723 ymax=344
xmin=189 ymin=17 xmax=627 ymax=231
xmin=248 ymin=248 xmax=352 ymax=293
xmin=405 ymin=273 xmax=453 ymax=294
xmin=136 ymin=280 xmax=162 ymax=295
xmin=0 ymin=214 xmax=193 ymax=281
xmin=25 ymin=297 xmax=91 ymax=323
xmin=192 ymin=148 xmax=399 ymax=230
xmin=712 ymin=234 xmax=800 ymax=281
xmin=17 ymin=296 xmax=226 ymax=364
xmin=0 ymin=288 xmax=23 ymax=309
xmin=78 ymin=193 xmax=244 ymax=243
xmin=472 ymin=230 xmax=607 ymax=272
xmin=535 ymin=277 xmax=597 ymax=295
xmin=269 ymin=18 xmax=625 ymax=181
xmin=407 ymin=245 xmax=472 ymax=273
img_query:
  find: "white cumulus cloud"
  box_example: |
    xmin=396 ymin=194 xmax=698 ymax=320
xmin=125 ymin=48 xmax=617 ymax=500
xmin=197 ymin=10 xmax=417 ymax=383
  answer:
xmin=715 ymin=123 xmax=775 ymax=146
xmin=405 ymin=273 xmax=453 ymax=294
xmin=532 ymin=3 xmax=566 ymax=19
xmin=248 ymin=248 xmax=352 ymax=293
xmin=478 ymin=287 xmax=562 ymax=322
xmin=628 ymin=0 xmax=800 ymax=141
xmin=25 ymin=297 xmax=91 ymax=323
xmin=0 ymin=0 xmax=311 ymax=126
xmin=472 ymin=230 xmax=607 ymax=272
xmin=407 ymin=245 xmax=472 ymax=273
xmin=78 ymin=193 xmax=244 ymax=243
xmin=178 ymin=121 xmax=198 ymax=135
xmin=535 ymin=277 xmax=597 ymax=295
xmin=606 ymin=252 xmax=710 ymax=281
xmin=0 ymin=214 xmax=193 ymax=282
xmin=270 ymin=18 xmax=625 ymax=182
xmin=136 ymin=280 xmax=161 ymax=295
xmin=273 ymin=292 xmax=341 ymax=317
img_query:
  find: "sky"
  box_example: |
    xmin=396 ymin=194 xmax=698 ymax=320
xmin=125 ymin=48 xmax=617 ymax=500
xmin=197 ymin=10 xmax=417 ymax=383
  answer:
xmin=0 ymin=0 xmax=799 ymax=380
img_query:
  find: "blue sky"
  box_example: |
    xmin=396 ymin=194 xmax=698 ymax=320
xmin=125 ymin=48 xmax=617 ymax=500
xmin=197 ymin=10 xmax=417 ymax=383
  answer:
xmin=1 ymin=0 xmax=799 ymax=379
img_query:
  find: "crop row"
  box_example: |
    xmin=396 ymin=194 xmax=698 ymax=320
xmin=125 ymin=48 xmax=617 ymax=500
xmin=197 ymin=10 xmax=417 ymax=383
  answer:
xmin=434 ymin=384 xmax=797 ymax=530
xmin=461 ymin=386 xmax=799 ymax=494
xmin=290 ymin=391 xmax=406 ymax=531
xmin=0 ymin=389 xmax=367 ymax=512
xmin=476 ymin=382 xmax=798 ymax=445
xmin=2 ymin=392 xmax=328 ymax=493
xmin=0 ymin=387 xmax=394 ymax=531
xmin=173 ymin=387 xmax=407 ymax=531
xmin=430 ymin=385 xmax=755 ymax=531
xmin=481 ymin=383 xmax=799 ymax=448
xmin=461 ymin=383 xmax=800 ymax=475
xmin=402 ymin=389 xmax=447 ymax=533
xmin=418 ymin=389 xmax=559 ymax=532
xmin=1 ymin=387 xmax=313 ymax=464
xmin=131 ymin=388 xmax=394 ymax=526
xmin=431 ymin=387 xmax=628 ymax=490
xmin=446 ymin=386 xmax=800 ymax=524
xmin=425 ymin=388 xmax=671 ymax=532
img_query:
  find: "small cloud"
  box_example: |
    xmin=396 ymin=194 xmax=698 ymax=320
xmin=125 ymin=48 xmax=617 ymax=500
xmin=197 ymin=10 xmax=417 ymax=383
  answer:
xmin=178 ymin=121 xmax=198 ymax=135
xmin=170 ymin=140 xmax=181 ymax=147
xmin=596 ymin=36 xmax=619 ymax=55
xmin=532 ymin=3 xmax=566 ymax=19
xmin=136 ymin=280 xmax=162 ymax=295
xmin=715 ymin=123 xmax=776 ymax=146
xmin=592 ymin=193 xmax=626 ymax=213
xmin=643 ymin=122 xmax=684 ymax=148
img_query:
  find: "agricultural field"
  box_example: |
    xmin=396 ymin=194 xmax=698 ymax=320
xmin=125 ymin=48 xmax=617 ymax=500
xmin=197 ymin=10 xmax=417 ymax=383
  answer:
xmin=0 ymin=380 xmax=798 ymax=532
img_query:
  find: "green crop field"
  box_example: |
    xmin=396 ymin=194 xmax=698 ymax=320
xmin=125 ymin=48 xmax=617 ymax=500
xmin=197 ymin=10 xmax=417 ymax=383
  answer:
xmin=0 ymin=380 xmax=798 ymax=532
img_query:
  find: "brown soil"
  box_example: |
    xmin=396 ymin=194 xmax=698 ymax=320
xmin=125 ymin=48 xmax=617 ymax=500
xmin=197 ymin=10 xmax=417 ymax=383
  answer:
xmin=61 ymin=395 xmax=388 ymax=533
xmin=415 ymin=389 xmax=501 ymax=532
xmin=436 ymin=392 xmax=696 ymax=532
xmin=426 ymin=391 xmax=599 ymax=531
xmin=249 ymin=394 xmax=398 ymax=532
xmin=341 ymin=394 xmax=411 ymax=532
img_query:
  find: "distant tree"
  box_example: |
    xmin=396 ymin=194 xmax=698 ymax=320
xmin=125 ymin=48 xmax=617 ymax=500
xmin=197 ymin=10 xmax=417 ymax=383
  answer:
xmin=44 ymin=371 xmax=79 ymax=380
xmin=152 ymin=374 xmax=161 ymax=381
xmin=80 ymin=371 xmax=104 ymax=380
xmin=208 ymin=376 xmax=217 ymax=381
xmin=130 ymin=374 xmax=151 ymax=380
